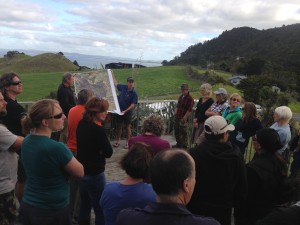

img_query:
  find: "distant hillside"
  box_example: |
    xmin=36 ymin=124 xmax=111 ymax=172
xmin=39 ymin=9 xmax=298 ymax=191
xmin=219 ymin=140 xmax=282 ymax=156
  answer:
xmin=0 ymin=49 xmax=162 ymax=68
xmin=166 ymin=24 xmax=300 ymax=74
xmin=0 ymin=52 xmax=79 ymax=73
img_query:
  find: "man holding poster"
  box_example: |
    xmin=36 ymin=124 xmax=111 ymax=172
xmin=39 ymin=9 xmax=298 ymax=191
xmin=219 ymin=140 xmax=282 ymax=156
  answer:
xmin=112 ymin=73 xmax=138 ymax=149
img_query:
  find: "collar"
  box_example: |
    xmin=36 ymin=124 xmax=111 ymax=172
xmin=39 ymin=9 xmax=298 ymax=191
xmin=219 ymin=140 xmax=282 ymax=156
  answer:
xmin=142 ymin=202 xmax=192 ymax=215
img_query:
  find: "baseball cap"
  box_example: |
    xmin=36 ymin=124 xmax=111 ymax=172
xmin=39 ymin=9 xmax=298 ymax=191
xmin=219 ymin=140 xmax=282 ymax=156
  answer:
xmin=127 ymin=77 xmax=134 ymax=82
xmin=214 ymin=88 xmax=227 ymax=95
xmin=204 ymin=116 xmax=235 ymax=135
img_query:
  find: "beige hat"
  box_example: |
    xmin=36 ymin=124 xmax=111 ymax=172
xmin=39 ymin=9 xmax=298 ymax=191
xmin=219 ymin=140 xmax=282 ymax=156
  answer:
xmin=204 ymin=116 xmax=235 ymax=135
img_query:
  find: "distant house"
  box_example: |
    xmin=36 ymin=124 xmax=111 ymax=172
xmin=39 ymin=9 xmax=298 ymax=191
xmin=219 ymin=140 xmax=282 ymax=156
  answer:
xmin=105 ymin=62 xmax=133 ymax=69
xmin=133 ymin=64 xmax=146 ymax=68
xmin=105 ymin=62 xmax=146 ymax=69
xmin=228 ymin=75 xmax=247 ymax=86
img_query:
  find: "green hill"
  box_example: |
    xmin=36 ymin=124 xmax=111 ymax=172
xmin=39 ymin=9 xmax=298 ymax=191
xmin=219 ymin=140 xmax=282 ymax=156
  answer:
xmin=166 ymin=23 xmax=300 ymax=74
xmin=0 ymin=52 xmax=79 ymax=73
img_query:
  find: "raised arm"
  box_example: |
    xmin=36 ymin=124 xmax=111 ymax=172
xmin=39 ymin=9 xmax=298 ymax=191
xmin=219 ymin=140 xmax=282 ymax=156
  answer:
xmin=112 ymin=70 xmax=118 ymax=87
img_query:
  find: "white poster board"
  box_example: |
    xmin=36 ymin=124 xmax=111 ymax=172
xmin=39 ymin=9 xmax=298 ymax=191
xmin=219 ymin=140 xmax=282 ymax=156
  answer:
xmin=73 ymin=69 xmax=121 ymax=114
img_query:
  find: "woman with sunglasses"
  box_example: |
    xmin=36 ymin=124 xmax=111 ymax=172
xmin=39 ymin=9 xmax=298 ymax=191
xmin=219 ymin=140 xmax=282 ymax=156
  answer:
xmin=0 ymin=72 xmax=26 ymax=201
xmin=235 ymin=128 xmax=288 ymax=225
xmin=20 ymin=99 xmax=84 ymax=225
xmin=222 ymin=93 xmax=242 ymax=125
xmin=76 ymin=97 xmax=113 ymax=225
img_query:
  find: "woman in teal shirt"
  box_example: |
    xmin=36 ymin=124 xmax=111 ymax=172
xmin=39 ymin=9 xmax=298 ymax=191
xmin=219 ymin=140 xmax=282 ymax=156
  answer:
xmin=222 ymin=93 xmax=242 ymax=125
xmin=20 ymin=99 xmax=83 ymax=225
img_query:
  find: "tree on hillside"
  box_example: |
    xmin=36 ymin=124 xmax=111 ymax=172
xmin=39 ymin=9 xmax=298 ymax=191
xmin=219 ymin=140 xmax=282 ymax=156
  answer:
xmin=237 ymin=75 xmax=272 ymax=103
xmin=4 ymin=51 xmax=25 ymax=58
xmin=73 ymin=60 xmax=79 ymax=66
xmin=238 ymin=58 xmax=266 ymax=75
xmin=161 ymin=60 xmax=168 ymax=66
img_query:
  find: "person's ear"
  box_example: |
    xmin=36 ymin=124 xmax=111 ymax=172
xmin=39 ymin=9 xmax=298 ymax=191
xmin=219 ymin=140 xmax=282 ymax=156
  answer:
xmin=41 ymin=119 xmax=49 ymax=127
xmin=183 ymin=178 xmax=191 ymax=193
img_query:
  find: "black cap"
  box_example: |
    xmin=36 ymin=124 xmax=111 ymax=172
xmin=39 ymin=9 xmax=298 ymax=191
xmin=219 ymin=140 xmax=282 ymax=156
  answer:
xmin=127 ymin=77 xmax=134 ymax=82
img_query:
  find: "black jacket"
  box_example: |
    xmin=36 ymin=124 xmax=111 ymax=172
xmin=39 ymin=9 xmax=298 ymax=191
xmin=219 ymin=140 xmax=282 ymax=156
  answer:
xmin=235 ymin=153 xmax=287 ymax=225
xmin=188 ymin=139 xmax=247 ymax=211
xmin=117 ymin=203 xmax=220 ymax=225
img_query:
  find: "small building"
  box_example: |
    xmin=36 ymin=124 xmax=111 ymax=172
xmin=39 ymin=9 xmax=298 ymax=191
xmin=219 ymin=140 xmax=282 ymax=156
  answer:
xmin=105 ymin=62 xmax=133 ymax=69
xmin=228 ymin=75 xmax=247 ymax=86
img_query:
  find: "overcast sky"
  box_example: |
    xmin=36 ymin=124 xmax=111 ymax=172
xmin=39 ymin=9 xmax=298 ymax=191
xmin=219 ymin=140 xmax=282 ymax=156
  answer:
xmin=0 ymin=0 xmax=299 ymax=61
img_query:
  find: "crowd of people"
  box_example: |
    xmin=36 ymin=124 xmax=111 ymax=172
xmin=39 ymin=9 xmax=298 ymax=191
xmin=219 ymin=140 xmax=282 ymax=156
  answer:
xmin=0 ymin=71 xmax=300 ymax=225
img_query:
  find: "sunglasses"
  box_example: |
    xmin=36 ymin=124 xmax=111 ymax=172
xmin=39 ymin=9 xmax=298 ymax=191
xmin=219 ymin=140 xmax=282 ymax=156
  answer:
xmin=48 ymin=112 xmax=64 ymax=119
xmin=10 ymin=81 xmax=22 ymax=86
xmin=231 ymin=98 xmax=240 ymax=102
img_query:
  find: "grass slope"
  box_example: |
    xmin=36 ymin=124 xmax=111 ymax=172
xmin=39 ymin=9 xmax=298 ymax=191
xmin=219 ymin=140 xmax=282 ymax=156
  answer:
xmin=17 ymin=66 xmax=240 ymax=102
xmin=0 ymin=53 xmax=78 ymax=74
xmin=13 ymin=65 xmax=300 ymax=113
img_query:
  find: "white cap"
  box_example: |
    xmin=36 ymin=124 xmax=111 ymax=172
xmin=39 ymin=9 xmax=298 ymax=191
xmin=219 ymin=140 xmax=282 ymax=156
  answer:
xmin=204 ymin=116 xmax=235 ymax=135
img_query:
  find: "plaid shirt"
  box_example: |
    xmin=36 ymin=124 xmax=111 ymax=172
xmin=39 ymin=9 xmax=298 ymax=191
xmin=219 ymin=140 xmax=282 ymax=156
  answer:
xmin=175 ymin=93 xmax=194 ymax=119
xmin=210 ymin=100 xmax=228 ymax=115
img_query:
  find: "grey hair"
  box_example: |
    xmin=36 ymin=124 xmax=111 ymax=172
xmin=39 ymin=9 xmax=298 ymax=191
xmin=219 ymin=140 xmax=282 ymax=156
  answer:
xmin=62 ymin=72 xmax=73 ymax=83
xmin=141 ymin=114 xmax=166 ymax=136
xmin=275 ymin=106 xmax=292 ymax=122
xmin=200 ymin=83 xmax=212 ymax=97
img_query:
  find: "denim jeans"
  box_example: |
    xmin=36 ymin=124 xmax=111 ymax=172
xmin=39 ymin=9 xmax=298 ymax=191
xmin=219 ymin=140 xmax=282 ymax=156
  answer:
xmin=78 ymin=172 xmax=106 ymax=225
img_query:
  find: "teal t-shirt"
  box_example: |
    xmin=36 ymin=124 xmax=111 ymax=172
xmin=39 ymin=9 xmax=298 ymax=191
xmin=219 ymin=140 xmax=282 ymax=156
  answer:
xmin=22 ymin=134 xmax=73 ymax=209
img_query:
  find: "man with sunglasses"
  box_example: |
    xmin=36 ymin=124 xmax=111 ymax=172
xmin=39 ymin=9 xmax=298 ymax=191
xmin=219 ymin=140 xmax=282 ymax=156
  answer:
xmin=0 ymin=72 xmax=26 ymax=202
xmin=187 ymin=116 xmax=247 ymax=225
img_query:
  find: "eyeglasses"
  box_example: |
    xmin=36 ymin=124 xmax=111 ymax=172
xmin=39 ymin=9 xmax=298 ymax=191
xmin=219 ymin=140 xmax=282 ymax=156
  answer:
xmin=10 ymin=81 xmax=22 ymax=86
xmin=48 ymin=112 xmax=64 ymax=119
xmin=231 ymin=98 xmax=240 ymax=102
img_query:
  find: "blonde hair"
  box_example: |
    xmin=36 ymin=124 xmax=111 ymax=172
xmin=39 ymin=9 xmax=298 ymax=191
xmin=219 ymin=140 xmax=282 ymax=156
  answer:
xmin=200 ymin=83 xmax=212 ymax=97
xmin=229 ymin=93 xmax=242 ymax=103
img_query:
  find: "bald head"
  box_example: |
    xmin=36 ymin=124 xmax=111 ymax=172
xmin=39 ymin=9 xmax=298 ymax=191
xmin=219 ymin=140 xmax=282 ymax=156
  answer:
xmin=150 ymin=149 xmax=195 ymax=197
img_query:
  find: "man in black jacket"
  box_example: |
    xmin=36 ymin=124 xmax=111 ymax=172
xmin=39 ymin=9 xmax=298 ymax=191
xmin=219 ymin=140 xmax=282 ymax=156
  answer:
xmin=56 ymin=72 xmax=76 ymax=143
xmin=188 ymin=115 xmax=247 ymax=225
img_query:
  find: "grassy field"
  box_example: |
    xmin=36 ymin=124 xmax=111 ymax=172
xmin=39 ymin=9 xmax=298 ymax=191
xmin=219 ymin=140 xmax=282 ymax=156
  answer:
xmin=16 ymin=66 xmax=300 ymax=113
xmin=18 ymin=66 xmax=240 ymax=101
